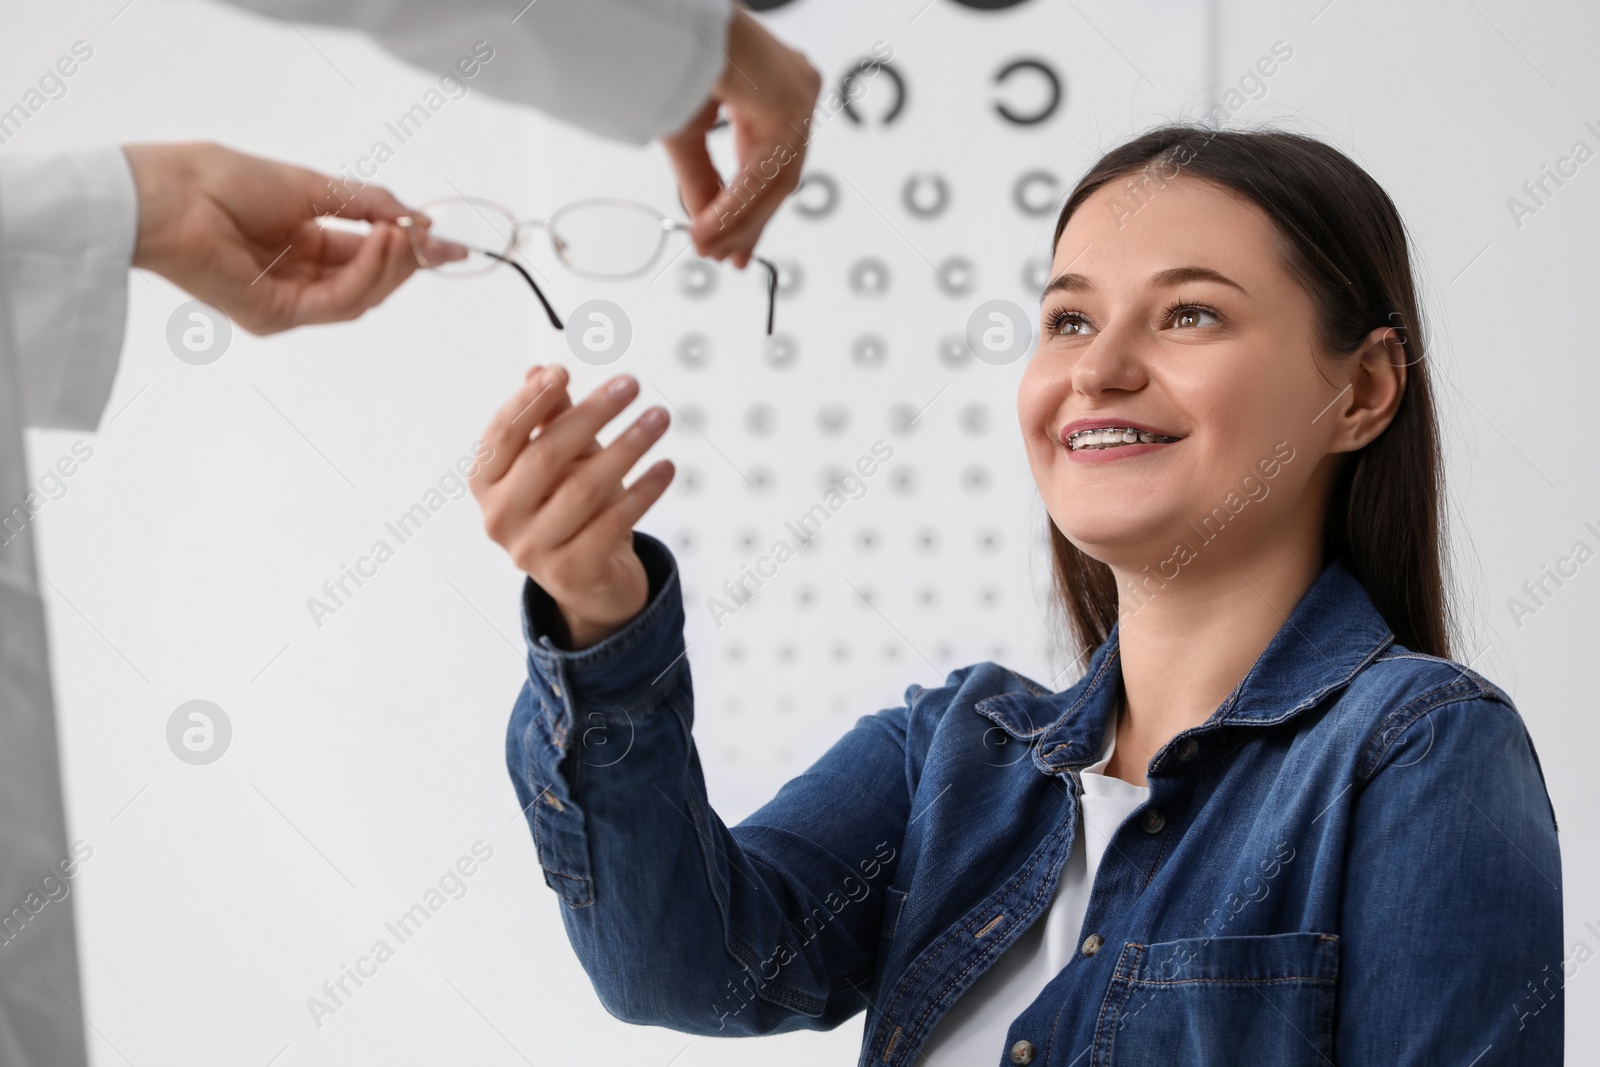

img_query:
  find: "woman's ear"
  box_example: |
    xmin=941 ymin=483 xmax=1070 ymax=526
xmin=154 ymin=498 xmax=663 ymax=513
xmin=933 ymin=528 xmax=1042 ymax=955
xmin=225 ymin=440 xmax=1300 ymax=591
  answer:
xmin=1333 ymin=323 xmax=1408 ymax=452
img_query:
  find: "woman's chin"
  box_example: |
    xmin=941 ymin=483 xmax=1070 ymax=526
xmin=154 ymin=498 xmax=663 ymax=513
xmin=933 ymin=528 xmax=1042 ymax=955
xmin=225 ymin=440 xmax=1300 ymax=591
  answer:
xmin=1057 ymin=515 xmax=1182 ymax=563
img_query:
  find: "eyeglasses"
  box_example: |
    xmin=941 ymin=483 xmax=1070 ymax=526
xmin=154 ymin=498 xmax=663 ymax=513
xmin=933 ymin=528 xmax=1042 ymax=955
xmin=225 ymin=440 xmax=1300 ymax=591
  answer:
xmin=396 ymin=196 xmax=779 ymax=335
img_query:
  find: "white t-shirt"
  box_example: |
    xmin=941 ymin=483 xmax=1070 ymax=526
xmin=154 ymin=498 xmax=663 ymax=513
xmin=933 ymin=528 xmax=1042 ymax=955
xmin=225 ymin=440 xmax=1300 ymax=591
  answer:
xmin=921 ymin=711 xmax=1151 ymax=1064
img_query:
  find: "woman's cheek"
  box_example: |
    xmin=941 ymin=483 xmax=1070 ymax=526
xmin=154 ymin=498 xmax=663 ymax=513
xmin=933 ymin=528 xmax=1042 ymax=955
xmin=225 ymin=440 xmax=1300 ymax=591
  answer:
xmin=1017 ymin=365 xmax=1067 ymax=452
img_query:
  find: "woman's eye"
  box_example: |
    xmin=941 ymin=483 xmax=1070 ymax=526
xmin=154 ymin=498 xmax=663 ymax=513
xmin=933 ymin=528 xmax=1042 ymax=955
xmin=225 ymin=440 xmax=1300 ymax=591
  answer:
xmin=1046 ymin=310 xmax=1091 ymax=336
xmin=1171 ymin=305 xmax=1220 ymax=329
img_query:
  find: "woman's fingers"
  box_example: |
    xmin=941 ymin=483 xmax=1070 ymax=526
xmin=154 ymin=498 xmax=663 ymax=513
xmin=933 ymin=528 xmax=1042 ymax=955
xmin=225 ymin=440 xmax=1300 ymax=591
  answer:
xmin=660 ymin=98 xmax=726 ymax=248
xmin=524 ymin=402 xmax=670 ymax=548
xmin=490 ymin=368 xmax=644 ymax=508
xmin=467 ymin=361 xmax=676 ymax=637
xmin=471 ymin=367 xmax=573 ymax=488
xmin=535 ymin=369 xmax=643 ymax=466
xmin=473 ymin=364 xmax=645 ymax=562
xmin=576 ymin=458 xmax=676 ymax=554
xmin=522 ymin=458 xmax=674 ymax=596
xmin=308 ymin=227 xmax=367 ymax=267
xmin=352 ymin=223 xmax=423 ymax=317
xmin=291 ymin=222 xmax=417 ymax=325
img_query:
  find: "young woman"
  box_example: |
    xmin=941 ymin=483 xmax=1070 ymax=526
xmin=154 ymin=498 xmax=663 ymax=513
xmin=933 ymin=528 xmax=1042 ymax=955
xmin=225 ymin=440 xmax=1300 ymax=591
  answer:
xmin=468 ymin=124 xmax=1564 ymax=1066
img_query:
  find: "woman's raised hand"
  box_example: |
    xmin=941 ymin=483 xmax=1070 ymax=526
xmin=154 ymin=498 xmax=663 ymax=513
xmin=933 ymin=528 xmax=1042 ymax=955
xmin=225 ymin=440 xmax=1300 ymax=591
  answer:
xmin=469 ymin=363 xmax=674 ymax=651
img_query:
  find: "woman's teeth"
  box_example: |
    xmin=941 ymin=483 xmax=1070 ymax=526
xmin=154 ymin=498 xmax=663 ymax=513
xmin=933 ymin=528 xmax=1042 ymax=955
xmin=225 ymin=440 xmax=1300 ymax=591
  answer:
xmin=1067 ymin=426 xmax=1180 ymax=451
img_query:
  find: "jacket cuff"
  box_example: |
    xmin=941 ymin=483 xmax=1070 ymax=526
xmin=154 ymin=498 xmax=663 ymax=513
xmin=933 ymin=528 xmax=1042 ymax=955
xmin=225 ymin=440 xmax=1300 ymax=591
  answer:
xmin=519 ymin=530 xmax=686 ymax=728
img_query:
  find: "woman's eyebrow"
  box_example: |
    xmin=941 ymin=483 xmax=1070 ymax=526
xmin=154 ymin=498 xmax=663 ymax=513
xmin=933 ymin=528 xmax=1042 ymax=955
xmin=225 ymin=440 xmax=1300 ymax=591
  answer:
xmin=1039 ymin=265 xmax=1249 ymax=303
xmin=1151 ymin=266 xmax=1249 ymax=293
xmin=1039 ymin=272 xmax=1091 ymax=302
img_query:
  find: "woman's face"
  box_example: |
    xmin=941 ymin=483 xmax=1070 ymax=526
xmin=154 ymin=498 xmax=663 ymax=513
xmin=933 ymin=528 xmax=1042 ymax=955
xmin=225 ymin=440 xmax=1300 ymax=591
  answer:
xmin=1018 ymin=175 xmax=1350 ymax=579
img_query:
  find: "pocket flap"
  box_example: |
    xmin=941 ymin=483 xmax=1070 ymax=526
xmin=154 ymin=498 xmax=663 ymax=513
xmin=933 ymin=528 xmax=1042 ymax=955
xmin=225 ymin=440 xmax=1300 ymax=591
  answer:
xmin=1130 ymin=930 xmax=1339 ymax=985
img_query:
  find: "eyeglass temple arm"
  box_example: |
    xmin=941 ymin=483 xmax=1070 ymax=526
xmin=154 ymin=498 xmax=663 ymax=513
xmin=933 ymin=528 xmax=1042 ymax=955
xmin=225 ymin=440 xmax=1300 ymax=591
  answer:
xmin=483 ymin=249 xmax=564 ymax=331
xmin=659 ymin=219 xmax=777 ymax=333
xmin=754 ymin=255 xmax=777 ymax=335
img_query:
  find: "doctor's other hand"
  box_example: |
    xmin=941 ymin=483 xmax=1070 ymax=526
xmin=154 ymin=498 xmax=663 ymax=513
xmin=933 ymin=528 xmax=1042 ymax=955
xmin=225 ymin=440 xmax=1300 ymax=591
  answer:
xmin=123 ymin=142 xmax=447 ymax=334
xmin=470 ymin=363 xmax=674 ymax=652
xmin=661 ymin=5 xmax=820 ymax=271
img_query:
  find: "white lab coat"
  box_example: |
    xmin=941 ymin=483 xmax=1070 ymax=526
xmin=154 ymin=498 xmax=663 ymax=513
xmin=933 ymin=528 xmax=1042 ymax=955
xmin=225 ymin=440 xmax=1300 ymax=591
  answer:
xmin=223 ymin=0 xmax=733 ymax=147
xmin=0 ymin=1 xmax=729 ymax=1062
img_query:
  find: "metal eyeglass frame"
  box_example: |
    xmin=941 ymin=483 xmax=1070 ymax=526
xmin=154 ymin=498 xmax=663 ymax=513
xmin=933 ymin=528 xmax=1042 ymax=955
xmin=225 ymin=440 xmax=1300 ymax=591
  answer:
xmin=395 ymin=196 xmax=779 ymax=335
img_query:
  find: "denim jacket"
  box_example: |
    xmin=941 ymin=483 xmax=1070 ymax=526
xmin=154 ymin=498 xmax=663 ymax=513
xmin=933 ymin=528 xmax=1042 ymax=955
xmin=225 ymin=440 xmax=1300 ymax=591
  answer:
xmin=506 ymin=531 xmax=1563 ymax=1066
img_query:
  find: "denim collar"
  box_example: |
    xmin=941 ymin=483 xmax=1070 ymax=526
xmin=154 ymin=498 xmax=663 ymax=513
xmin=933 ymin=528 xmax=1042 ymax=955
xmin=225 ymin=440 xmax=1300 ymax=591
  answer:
xmin=975 ymin=555 xmax=1395 ymax=776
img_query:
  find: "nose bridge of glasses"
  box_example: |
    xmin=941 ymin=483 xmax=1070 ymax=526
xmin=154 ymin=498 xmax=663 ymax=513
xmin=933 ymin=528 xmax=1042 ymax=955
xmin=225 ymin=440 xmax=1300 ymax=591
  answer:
xmin=500 ymin=217 xmax=544 ymax=255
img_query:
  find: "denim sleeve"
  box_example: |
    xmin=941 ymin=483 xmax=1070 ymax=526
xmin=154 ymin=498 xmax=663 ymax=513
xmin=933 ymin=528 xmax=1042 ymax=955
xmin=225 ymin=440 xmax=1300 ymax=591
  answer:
xmin=1336 ymin=686 xmax=1563 ymax=1064
xmin=506 ymin=530 xmax=912 ymax=1036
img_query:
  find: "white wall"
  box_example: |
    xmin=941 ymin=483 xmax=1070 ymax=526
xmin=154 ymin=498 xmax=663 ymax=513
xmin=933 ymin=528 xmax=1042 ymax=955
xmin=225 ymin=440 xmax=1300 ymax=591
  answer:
xmin=3 ymin=0 xmax=1592 ymax=1062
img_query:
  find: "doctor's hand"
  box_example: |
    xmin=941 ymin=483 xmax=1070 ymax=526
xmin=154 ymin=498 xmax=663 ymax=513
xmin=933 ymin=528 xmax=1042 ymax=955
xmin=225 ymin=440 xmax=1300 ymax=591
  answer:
xmin=470 ymin=363 xmax=674 ymax=652
xmin=123 ymin=142 xmax=439 ymax=335
xmin=661 ymin=5 xmax=820 ymax=271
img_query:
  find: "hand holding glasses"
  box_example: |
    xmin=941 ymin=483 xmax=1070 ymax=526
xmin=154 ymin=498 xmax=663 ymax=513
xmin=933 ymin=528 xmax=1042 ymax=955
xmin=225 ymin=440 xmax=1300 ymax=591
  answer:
xmin=396 ymin=196 xmax=779 ymax=335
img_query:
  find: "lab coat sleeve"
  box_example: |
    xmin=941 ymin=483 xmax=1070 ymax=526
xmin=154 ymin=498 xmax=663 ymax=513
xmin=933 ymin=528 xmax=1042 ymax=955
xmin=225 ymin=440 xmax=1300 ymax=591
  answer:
xmin=214 ymin=0 xmax=734 ymax=146
xmin=0 ymin=147 xmax=138 ymax=432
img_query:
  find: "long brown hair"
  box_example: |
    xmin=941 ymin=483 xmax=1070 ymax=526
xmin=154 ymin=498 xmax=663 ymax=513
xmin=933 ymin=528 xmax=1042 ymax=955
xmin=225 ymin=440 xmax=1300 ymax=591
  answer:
xmin=1043 ymin=123 xmax=1451 ymax=665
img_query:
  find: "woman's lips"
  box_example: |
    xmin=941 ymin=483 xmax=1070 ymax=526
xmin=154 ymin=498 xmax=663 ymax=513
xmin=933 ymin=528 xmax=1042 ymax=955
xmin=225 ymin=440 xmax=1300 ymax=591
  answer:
xmin=1059 ymin=419 xmax=1182 ymax=446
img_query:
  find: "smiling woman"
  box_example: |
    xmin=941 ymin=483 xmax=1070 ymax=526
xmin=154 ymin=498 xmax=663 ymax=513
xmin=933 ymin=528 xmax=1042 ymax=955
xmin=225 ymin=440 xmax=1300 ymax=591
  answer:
xmin=487 ymin=123 xmax=1562 ymax=1067
xmin=1023 ymin=127 xmax=1445 ymax=670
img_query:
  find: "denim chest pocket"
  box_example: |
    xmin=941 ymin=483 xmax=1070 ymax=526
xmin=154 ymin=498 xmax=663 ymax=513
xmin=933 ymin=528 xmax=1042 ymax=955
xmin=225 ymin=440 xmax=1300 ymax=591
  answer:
xmin=1093 ymin=931 xmax=1339 ymax=1066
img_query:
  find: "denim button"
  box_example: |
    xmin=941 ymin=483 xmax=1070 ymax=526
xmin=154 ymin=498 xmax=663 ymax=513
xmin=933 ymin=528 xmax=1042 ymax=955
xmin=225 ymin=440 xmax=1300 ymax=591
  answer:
xmin=1082 ymin=932 xmax=1104 ymax=956
xmin=1176 ymin=737 xmax=1199 ymax=761
xmin=1141 ymin=808 xmax=1166 ymax=834
xmin=552 ymin=683 xmax=563 ymax=698
xmin=1010 ymin=1039 xmax=1036 ymax=1064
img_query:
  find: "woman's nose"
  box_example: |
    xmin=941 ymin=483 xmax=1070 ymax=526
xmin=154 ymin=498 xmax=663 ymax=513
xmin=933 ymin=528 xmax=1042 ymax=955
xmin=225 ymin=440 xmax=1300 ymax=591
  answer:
xmin=1070 ymin=327 xmax=1149 ymax=397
